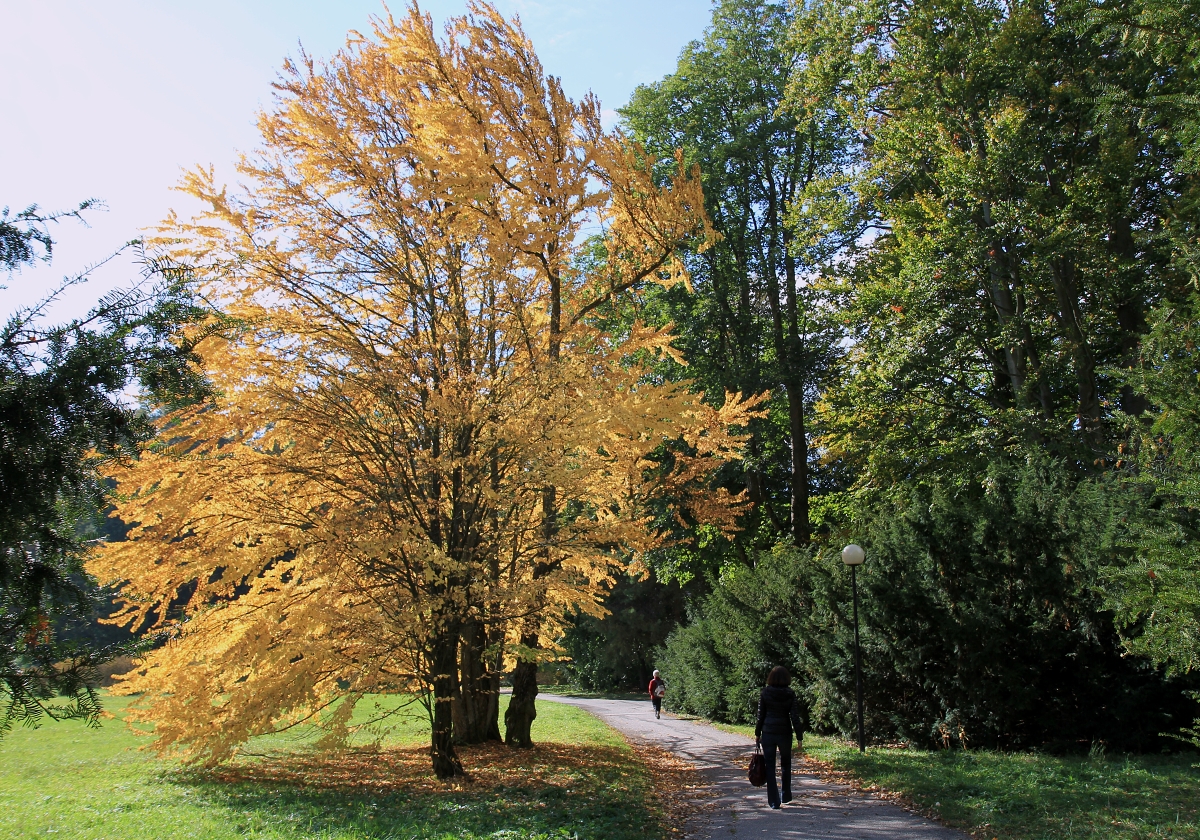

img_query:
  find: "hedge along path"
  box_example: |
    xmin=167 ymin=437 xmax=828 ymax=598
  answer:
xmin=539 ymin=694 xmax=968 ymax=839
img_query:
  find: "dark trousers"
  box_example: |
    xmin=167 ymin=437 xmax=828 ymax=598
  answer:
xmin=760 ymin=734 xmax=792 ymax=807
xmin=651 ymin=696 xmax=662 ymax=714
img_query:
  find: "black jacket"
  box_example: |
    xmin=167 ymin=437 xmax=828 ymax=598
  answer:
xmin=755 ymin=685 xmax=804 ymax=740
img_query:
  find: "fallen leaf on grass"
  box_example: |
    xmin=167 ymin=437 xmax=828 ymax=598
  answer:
xmin=194 ymin=742 xmax=639 ymax=796
xmin=625 ymin=739 xmax=708 ymax=833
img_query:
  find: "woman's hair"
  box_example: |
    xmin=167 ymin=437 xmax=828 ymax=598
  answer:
xmin=766 ymin=666 xmax=791 ymax=687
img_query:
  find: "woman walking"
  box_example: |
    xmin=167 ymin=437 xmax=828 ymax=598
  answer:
xmin=754 ymin=666 xmax=805 ymax=809
xmin=648 ymin=670 xmax=666 ymax=719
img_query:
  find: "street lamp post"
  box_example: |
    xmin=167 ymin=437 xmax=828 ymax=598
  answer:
xmin=841 ymin=543 xmax=866 ymax=753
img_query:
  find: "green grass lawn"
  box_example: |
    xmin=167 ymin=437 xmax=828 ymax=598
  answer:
xmin=712 ymin=720 xmax=1200 ymax=839
xmin=0 ymin=693 xmax=658 ymax=840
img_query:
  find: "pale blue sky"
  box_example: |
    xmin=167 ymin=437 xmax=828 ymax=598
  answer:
xmin=1 ymin=1 xmax=713 ymax=317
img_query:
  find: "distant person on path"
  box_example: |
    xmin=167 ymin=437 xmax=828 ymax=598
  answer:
xmin=648 ymin=670 xmax=666 ymax=719
xmin=755 ymin=665 xmax=805 ymax=809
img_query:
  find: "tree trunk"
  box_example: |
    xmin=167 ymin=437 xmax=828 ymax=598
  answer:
xmin=484 ymin=660 xmax=502 ymax=741
xmin=505 ymin=631 xmax=539 ymax=748
xmin=981 ymin=207 xmax=1028 ymax=407
xmin=760 ymin=155 xmax=813 ymax=544
xmin=784 ymin=376 xmax=809 ymax=543
xmin=1050 ymin=257 xmax=1101 ymax=441
xmin=430 ymin=630 xmax=464 ymax=779
xmin=505 ymin=510 xmax=552 ymax=751
xmin=1111 ymin=217 xmax=1149 ymax=417
xmin=454 ymin=619 xmax=502 ymax=744
xmin=782 ymin=239 xmax=809 ymax=544
xmin=507 ymin=260 xmax=559 ymax=751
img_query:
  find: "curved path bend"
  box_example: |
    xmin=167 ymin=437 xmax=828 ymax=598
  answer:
xmin=539 ymin=694 xmax=967 ymax=840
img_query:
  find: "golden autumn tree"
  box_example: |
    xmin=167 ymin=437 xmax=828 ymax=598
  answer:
xmin=90 ymin=2 xmax=756 ymax=779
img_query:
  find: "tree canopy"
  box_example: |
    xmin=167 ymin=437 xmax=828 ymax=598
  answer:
xmin=636 ymin=0 xmax=1200 ymax=750
xmin=17 ymin=0 xmax=1193 ymax=765
xmin=91 ymin=2 xmax=755 ymax=778
xmin=623 ymin=0 xmax=859 ymax=558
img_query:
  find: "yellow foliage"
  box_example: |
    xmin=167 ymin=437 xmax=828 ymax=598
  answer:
xmin=89 ymin=1 xmax=755 ymax=770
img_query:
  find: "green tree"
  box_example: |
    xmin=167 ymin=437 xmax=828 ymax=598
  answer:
xmin=774 ymin=0 xmax=1199 ymax=745
xmin=1105 ymin=296 xmax=1200 ymax=675
xmin=562 ymin=573 xmax=690 ymax=692
xmin=1087 ymin=0 xmax=1200 ymax=282
xmin=658 ymin=543 xmax=825 ymax=725
xmin=801 ymin=0 xmax=1191 ymax=476
xmin=0 ymin=204 xmax=214 ymax=734
xmin=662 ymin=469 xmax=1198 ymax=750
xmin=1082 ymin=0 xmax=1200 ymax=683
xmin=622 ymin=0 xmax=861 ymax=554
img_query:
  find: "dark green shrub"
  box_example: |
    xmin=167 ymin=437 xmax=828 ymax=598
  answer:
xmin=562 ymin=574 xmax=688 ymax=692
xmin=659 ymin=455 xmax=1200 ymax=750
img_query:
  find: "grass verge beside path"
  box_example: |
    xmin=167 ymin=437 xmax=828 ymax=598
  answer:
xmin=1 ymin=693 xmax=676 ymax=840
xmin=538 ymin=686 xmax=646 ymax=702
xmin=706 ymin=719 xmax=1200 ymax=839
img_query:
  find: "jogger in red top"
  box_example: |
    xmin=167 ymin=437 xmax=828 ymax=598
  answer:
xmin=648 ymin=670 xmax=666 ymax=719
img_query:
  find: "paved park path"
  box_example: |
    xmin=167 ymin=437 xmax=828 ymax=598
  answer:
xmin=538 ymin=693 xmax=968 ymax=840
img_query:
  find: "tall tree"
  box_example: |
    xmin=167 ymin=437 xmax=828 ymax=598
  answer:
xmin=1090 ymin=0 xmax=1200 ymax=677
xmin=1104 ymin=295 xmax=1200 ymax=676
xmin=634 ymin=0 xmax=1200 ymax=750
xmin=774 ymin=0 xmax=1200 ymax=745
xmin=622 ymin=0 xmax=860 ymax=553
xmin=798 ymin=0 xmax=1190 ymax=473
xmin=91 ymin=3 xmax=752 ymax=778
xmin=0 ymin=204 xmax=212 ymax=735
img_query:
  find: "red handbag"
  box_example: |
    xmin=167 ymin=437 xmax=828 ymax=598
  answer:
xmin=748 ymin=744 xmax=767 ymax=787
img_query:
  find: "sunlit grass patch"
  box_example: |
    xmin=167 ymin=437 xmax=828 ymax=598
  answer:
xmin=0 ymin=692 xmax=671 ymax=840
xmin=194 ymin=692 xmax=629 ymax=759
xmin=807 ymin=741 xmax=1200 ymax=840
xmin=708 ymin=719 xmax=1200 ymax=840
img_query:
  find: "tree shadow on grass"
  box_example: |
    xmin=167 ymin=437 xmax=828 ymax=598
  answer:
xmin=171 ymin=742 xmax=661 ymax=840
